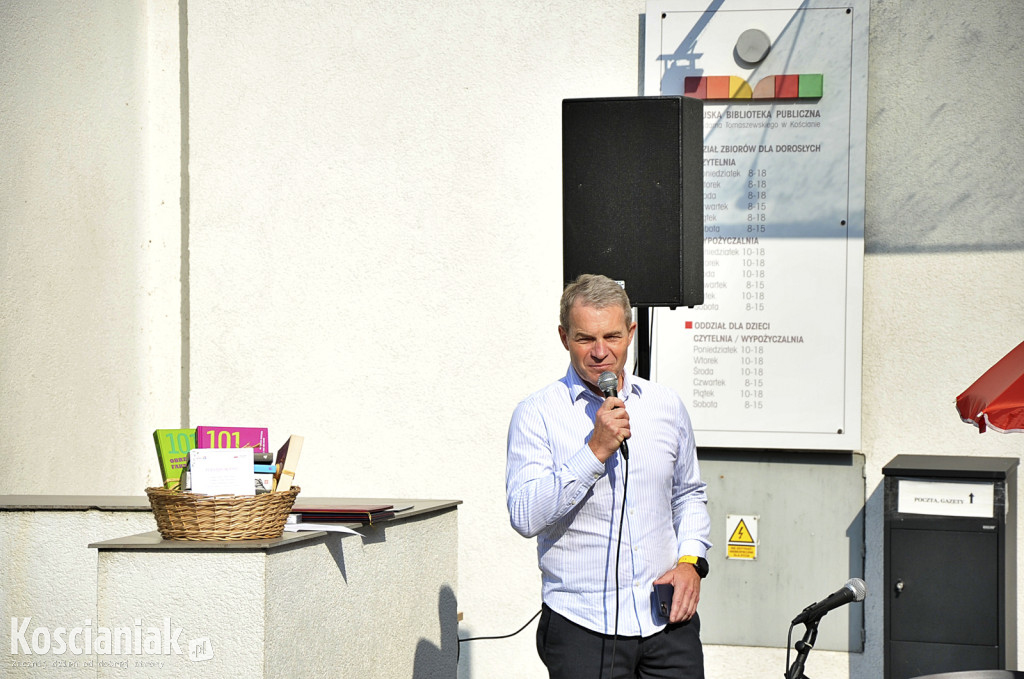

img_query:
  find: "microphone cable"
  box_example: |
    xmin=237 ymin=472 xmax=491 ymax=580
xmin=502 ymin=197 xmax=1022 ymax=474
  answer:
xmin=608 ymin=447 xmax=629 ymax=678
xmin=595 ymin=369 xmax=632 ymax=678
xmin=456 ymin=608 xmax=542 ymax=662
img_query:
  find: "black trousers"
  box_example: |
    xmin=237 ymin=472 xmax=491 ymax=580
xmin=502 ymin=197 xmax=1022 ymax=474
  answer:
xmin=536 ymin=604 xmax=705 ymax=679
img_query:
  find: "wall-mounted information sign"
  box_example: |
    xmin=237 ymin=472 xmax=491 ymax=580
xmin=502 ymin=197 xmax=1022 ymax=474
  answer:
xmin=725 ymin=514 xmax=759 ymax=560
xmin=644 ymin=0 xmax=867 ymax=450
xmin=897 ymin=480 xmax=996 ymax=518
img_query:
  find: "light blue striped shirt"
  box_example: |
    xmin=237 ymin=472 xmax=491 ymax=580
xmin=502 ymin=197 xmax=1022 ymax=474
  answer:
xmin=506 ymin=365 xmax=711 ymax=637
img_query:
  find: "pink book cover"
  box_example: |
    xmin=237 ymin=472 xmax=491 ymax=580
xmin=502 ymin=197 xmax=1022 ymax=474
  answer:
xmin=194 ymin=426 xmax=269 ymax=455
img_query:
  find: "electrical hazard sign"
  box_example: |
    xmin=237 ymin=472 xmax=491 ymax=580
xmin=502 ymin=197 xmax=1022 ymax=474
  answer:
xmin=726 ymin=514 xmax=758 ymax=560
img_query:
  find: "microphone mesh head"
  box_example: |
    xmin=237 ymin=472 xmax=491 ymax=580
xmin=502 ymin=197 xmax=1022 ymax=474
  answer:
xmin=846 ymin=578 xmax=867 ymax=601
xmin=597 ymin=371 xmax=618 ymax=393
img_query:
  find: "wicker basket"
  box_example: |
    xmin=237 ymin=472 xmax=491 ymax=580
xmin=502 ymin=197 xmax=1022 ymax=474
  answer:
xmin=145 ymin=486 xmax=300 ymax=541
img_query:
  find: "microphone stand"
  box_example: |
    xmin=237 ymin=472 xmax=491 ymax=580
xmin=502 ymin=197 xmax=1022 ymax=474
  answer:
xmin=636 ymin=306 xmax=651 ymax=379
xmin=785 ymin=618 xmax=820 ymax=679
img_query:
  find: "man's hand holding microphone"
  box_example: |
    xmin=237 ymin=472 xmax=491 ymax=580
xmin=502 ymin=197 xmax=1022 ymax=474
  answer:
xmin=588 ymin=371 xmax=630 ymax=463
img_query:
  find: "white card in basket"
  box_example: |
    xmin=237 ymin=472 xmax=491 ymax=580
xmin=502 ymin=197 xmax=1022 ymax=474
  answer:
xmin=189 ymin=448 xmax=253 ymax=496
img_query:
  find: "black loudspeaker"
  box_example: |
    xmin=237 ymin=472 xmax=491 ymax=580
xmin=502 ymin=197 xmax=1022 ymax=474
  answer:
xmin=562 ymin=96 xmax=704 ymax=308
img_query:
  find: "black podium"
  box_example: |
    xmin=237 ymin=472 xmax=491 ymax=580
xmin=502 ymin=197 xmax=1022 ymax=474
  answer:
xmin=883 ymin=455 xmax=1018 ymax=679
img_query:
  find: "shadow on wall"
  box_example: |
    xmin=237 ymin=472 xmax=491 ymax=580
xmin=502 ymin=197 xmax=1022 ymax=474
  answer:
xmin=864 ymin=203 xmax=1024 ymax=254
xmin=414 ymin=585 xmax=459 ymax=678
xmin=848 ymin=479 xmax=885 ymax=679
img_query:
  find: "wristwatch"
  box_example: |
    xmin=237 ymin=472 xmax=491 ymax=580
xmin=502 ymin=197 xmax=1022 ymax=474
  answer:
xmin=678 ymin=555 xmax=709 ymax=579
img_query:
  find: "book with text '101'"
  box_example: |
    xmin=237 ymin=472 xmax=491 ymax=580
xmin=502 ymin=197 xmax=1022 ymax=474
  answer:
xmin=195 ymin=426 xmax=269 ymax=455
xmin=153 ymin=429 xmax=196 ymax=489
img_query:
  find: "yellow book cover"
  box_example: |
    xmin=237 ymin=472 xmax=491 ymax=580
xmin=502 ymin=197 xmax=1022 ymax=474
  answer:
xmin=153 ymin=429 xmax=196 ymax=489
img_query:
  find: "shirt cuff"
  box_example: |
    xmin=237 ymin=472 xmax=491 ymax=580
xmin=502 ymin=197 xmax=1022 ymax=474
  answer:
xmin=677 ymin=540 xmax=708 ymax=560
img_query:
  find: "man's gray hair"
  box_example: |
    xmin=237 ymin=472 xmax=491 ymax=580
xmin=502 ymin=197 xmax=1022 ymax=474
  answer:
xmin=559 ymin=274 xmax=633 ymax=331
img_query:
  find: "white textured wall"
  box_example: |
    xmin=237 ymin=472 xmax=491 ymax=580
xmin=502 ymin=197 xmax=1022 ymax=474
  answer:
xmin=2 ymin=1 xmax=1024 ymax=678
xmin=0 ymin=0 xmax=183 ymax=493
xmin=860 ymin=1 xmax=1024 ymax=675
xmin=1 ymin=509 xmax=157 ymax=678
xmin=182 ymin=4 xmax=641 ymax=677
xmin=94 ymin=509 xmax=457 ymax=678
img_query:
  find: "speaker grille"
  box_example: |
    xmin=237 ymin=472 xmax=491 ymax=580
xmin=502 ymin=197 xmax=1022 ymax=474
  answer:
xmin=562 ymin=96 xmax=703 ymax=307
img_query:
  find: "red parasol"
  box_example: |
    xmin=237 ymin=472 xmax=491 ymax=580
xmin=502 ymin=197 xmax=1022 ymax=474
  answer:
xmin=955 ymin=340 xmax=1024 ymax=433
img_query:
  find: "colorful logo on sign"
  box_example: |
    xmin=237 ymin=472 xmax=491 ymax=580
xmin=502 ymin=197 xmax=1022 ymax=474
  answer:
xmin=684 ymin=74 xmax=823 ymax=101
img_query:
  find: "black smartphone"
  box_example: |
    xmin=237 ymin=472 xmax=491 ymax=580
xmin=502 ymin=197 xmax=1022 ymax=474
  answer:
xmin=654 ymin=583 xmax=674 ymax=619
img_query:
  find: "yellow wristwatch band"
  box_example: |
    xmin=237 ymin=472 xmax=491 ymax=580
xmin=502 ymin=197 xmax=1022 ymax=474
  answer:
xmin=678 ymin=555 xmax=698 ymax=566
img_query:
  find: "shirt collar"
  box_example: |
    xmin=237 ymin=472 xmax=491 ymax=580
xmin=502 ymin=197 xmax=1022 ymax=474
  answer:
xmin=565 ymin=365 xmax=637 ymax=402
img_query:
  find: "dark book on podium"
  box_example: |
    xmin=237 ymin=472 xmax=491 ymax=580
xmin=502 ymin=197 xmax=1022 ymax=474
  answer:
xmin=291 ymin=503 xmax=396 ymax=524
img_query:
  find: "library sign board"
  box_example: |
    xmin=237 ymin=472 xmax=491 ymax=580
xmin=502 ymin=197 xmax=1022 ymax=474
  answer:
xmin=644 ymin=0 xmax=867 ymax=450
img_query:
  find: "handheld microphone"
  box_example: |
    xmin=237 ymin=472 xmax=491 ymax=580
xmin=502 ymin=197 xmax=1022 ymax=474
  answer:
xmin=791 ymin=578 xmax=867 ymax=626
xmin=597 ymin=371 xmax=629 ymax=459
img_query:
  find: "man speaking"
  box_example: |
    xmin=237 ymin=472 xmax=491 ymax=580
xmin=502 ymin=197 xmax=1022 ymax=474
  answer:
xmin=506 ymin=274 xmax=712 ymax=678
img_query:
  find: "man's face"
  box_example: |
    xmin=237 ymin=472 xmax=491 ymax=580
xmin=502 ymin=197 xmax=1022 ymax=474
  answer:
xmin=558 ymin=301 xmax=637 ymax=389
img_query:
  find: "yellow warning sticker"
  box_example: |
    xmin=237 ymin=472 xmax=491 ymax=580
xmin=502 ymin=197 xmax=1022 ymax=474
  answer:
xmin=726 ymin=544 xmax=756 ymax=559
xmin=728 ymin=519 xmax=755 ymax=544
xmin=725 ymin=514 xmax=758 ymax=560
